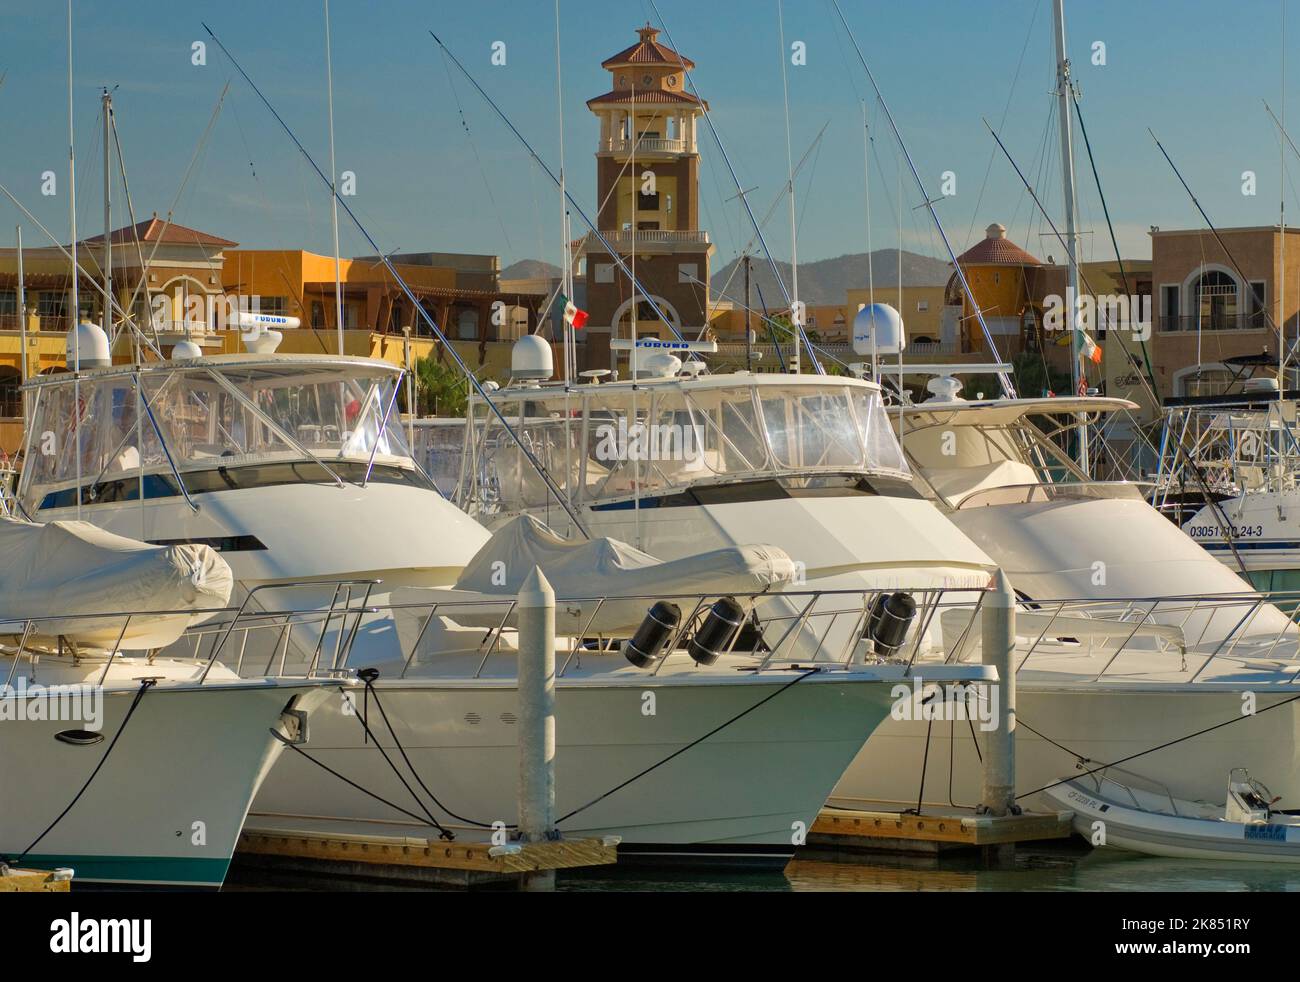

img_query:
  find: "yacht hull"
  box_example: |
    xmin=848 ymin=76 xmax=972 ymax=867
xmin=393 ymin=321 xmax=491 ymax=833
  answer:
xmin=2 ymin=680 xmax=327 ymax=888
xmin=249 ymin=671 xmax=902 ymax=860
xmin=833 ymin=685 xmax=1300 ymax=811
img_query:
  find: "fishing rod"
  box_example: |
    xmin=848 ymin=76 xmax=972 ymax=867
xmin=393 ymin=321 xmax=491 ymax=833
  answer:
xmin=830 ymin=0 xmax=1014 ymax=398
xmin=646 ymin=0 xmax=824 ymax=375
xmin=1071 ymin=91 xmax=1158 ymax=398
xmin=201 ymin=22 xmax=590 ymax=537
xmin=1263 ymin=100 xmax=1300 ymax=368
xmin=427 ymin=30 xmax=692 ymax=356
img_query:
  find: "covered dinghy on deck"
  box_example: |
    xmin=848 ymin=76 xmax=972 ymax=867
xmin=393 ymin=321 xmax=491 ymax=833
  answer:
xmin=0 ymin=517 xmax=234 ymax=651
xmin=390 ymin=515 xmax=800 ymax=657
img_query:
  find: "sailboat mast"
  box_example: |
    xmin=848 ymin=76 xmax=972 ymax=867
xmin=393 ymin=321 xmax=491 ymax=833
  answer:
xmin=324 ymin=0 xmax=344 ymax=354
xmin=1053 ymin=0 xmax=1089 ymax=474
xmin=67 ymin=0 xmax=82 ymax=521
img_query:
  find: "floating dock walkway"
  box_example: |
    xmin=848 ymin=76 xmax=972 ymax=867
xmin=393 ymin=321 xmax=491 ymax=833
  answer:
xmin=0 ymin=867 xmax=72 ymax=892
xmin=234 ymin=828 xmax=617 ymax=888
xmin=805 ymin=805 xmax=1073 ymax=862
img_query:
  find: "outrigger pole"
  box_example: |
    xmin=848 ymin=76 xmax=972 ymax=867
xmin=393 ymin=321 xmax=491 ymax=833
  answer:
xmin=201 ymin=22 xmax=591 ymax=537
xmin=830 ymin=0 xmax=1015 ymax=398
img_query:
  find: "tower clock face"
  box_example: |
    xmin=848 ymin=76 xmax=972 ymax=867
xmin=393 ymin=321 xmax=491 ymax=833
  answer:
xmin=668 ymin=75 xmax=677 ymax=85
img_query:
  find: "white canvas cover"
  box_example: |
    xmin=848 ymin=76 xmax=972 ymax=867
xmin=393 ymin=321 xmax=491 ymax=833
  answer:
xmin=392 ymin=515 xmax=798 ymax=647
xmin=0 ymin=518 xmax=234 ymax=650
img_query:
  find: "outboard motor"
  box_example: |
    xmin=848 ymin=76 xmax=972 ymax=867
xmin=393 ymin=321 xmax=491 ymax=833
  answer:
xmin=865 ymin=591 xmax=917 ymax=657
xmin=624 ymin=601 xmax=681 ymax=669
xmin=688 ymin=597 xmax=746 ymax=666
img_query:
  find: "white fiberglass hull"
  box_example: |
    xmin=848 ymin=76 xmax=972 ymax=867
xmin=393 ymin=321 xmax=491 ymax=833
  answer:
xmin=833 ymin=685 xmax=1300 ymax=812
xmin=250 ymin=666 xmax=951 ymax=860
xmin=2 ymin=676 xmax=328 ymax=887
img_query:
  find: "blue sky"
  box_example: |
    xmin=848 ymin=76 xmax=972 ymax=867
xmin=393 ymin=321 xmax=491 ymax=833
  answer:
xmin=0 ymin=0 xmax=1295 ymax=271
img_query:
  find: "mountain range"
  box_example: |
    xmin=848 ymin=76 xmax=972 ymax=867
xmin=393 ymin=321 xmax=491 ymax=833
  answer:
xmin=500 ymin=249 xmax=952 ymax=305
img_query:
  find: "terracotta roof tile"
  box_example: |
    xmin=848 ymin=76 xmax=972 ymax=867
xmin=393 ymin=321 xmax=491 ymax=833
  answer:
xmin=955 ymin=223 xmax=1042 ymax=266
xmin=601 ymin=25 xmax=694 ymax=70
xmin=586 ymin=89 xmax=705 ymax=108
xmin=81 ymin=217 xmax=238 ymax=249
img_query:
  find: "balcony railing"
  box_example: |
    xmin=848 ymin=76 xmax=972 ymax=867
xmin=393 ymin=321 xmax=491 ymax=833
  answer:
xmin=598 ymin=229 xmax=710 ymax=248
xmin=602 ymin=137 xmax=688 ymax=154
xmin=1159 ymin=313 xmax=1270 ymax=332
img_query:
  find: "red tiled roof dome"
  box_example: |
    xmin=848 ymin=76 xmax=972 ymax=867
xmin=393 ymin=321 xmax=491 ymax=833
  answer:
xmin=602 ymin=24 xmax=694 ymax=70
xmin=955 ymin=223 xmax=1041 ymax=266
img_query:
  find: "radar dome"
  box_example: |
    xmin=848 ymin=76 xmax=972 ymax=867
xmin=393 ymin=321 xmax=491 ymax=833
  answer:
xmin=511 ymin=334 xmax=554 ymax=381
xmin=66 ymin=320 xmax=111 ymax=369
xmin=171 ymin=339 xmax=203 ymax=360
xmin=852 ymin=303 xmax=905 ymax=356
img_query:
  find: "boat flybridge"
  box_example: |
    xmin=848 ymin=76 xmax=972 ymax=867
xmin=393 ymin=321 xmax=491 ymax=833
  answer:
xmin=450 ymin=343 xmax=998 ymax=663
xmin=12 ymin=337 xmax=995 ymax=861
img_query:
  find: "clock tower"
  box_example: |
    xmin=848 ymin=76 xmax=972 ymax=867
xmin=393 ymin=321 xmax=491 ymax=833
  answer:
xmin=582 ymin=24 xmax=714 ymax=369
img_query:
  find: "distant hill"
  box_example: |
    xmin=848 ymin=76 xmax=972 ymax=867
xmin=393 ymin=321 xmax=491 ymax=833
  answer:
xmin=501 ymin=259 xmax=561 ymax=281
xmin=711 ymin=249 xmax=951 ymax=306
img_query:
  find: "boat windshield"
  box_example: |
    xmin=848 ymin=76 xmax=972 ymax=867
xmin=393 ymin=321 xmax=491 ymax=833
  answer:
xmin=19 ymin=360 xmax=419 ymax=513
xmin=460 ymin=378 xmax=909 ymax=513
xmin=901 ymin=408 xmax=1135 ymax=507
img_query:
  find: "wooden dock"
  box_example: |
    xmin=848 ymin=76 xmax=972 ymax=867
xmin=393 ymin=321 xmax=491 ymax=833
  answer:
xmin=803 ymin=806 xmax=1074 ymax=863
xmin=0 ymin=867 xmax=72 ymax=892
xmin=234 ymin=829 xmax=618 ymax=888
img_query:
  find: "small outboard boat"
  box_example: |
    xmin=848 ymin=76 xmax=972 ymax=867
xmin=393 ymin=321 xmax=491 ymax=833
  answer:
xmin=1045 ymin=768 xmax=1300 ymax=862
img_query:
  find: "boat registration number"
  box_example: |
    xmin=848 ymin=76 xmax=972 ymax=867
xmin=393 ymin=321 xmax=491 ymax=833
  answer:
xmin=1187 ymin=525 xmax=1264 ymax=538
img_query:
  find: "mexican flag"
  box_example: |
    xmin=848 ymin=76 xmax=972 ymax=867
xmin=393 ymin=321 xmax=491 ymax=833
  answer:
xmin=559 ymin=293 xmax=588 ymax=330
xmin=1079 ymin=330 xmax=1102 ymax=364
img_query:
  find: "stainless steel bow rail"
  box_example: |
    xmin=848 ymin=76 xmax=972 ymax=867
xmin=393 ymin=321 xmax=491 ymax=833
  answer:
xmin=3 ymin=581 xmax=1297 ymax=687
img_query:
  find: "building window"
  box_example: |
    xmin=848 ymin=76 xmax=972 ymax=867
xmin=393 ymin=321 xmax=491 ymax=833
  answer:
xmin=917 ymin=299 xmax=929 ymax=312
xmin=0 ymin=289 xmax=15 ymax=315
xmin=1160 ymin=284 xmax=1179 ymax=328
xmin=37 ymin=291 xmax=67 ymax=318
xmin=638 ymin=190 xmax=661 ymax=211
xmin=254 ymin=295 xmax=288 ymax=316
xmin=456 ymin=307 xmax=478 ymax=340
xmin=1247 ymin=281 xmax=1268 ymax=328
xmin=311 ymin=301 xmax=325 ymax=329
